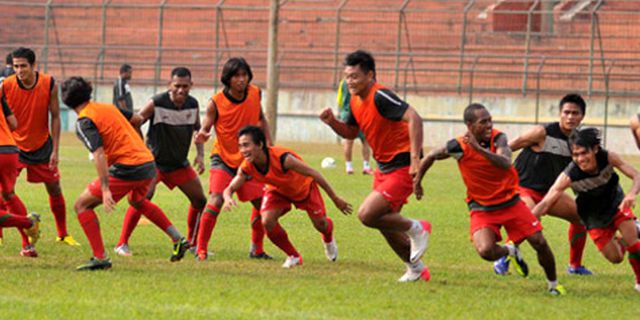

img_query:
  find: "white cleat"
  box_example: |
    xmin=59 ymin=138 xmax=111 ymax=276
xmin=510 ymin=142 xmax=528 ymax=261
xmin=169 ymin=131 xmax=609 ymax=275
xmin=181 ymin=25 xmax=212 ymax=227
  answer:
xmin=635 ymin=283 xmax=640 ymax=293
xmin=398 ymin=261 xmax=431 ymax=282
xmin=282 ymin=255 xmax=302 ymax=268
xmin=408 ymin=221 xmax=431 ymax=263
xmin=114 ymin=244 xmax=132 ymax=257
xmin=323 ymin=239 xmax=338 ymax=262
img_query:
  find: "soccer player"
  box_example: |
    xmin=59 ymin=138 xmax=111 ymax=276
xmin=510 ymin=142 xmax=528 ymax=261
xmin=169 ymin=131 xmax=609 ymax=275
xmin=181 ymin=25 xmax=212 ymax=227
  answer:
xmin=494 ymin=94 xmax=591 ymax=275
xmin=223 ymin=126 xmax=351 ymax=267
xmin=0 ymin=86 xmax=40 ymax=253
xmin=414 ymin=103 xmax=565 ymax=295
xmin=113 ymin=64 xmax=133 ymax=112
xmin=193 ymin=57 xmax=273 ymax=261
xmin=532 ymin=128 xmax=640 ymax=293
xmin=0 ymin=47 xmax=78 ymax=253
xmin=320 ymin=50 xmax=431 ymax=282
xmin=60 ymin=76 xmax=190 ymax=271
xmin=336 ymin=79 xmax=372 ymax=175
xmin=113 ymin=67 xmax=207 ymax=256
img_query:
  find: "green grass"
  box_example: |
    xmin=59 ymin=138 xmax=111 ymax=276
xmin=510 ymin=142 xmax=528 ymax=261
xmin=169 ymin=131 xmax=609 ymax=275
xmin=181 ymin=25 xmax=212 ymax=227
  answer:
xmin=0 ymin=132 xmax=638 ymax=319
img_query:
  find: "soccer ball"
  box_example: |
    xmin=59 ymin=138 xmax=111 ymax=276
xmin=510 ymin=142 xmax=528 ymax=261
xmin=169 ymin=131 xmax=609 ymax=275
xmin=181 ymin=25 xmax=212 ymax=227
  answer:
xmin=321 ymin=157 xmax=336 ymax=169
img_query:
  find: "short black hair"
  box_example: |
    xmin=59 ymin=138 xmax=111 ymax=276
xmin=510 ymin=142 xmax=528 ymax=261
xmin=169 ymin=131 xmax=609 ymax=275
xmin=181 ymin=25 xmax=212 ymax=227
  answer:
xmin=12 ymin=47 xmax=36 ymax=65
xmin=463 ymin=103 xmax=486 ymax=124
xmin=60 ymin=77 xmax=92 ymax=109
xmin=5 ymin=53 xmax=12 ymax=65
xmin=344 ymin=50 xmax=376 ymax=78
xmin=171 ymin=66 xmax=191 ymax=79
xmin=238 ymin=125 xmax=267 ymax=151
xmin=220 ymin=57 xmax=253 ymax=87
xmin=559 ymin=93 xmax=586 ymax=114
xmin=120 ymin=64 xmax=132 ymax=74
xmin=570 ymin=127 xmax=601 ymax=150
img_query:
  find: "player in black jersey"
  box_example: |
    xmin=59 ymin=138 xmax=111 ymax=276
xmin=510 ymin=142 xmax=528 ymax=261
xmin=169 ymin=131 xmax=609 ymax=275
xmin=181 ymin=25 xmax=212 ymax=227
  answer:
xmin=532 ymin=128 xmax=640 ymax=293
xmin=494 ymin=94 xmax=592 ymax=275
xmin=113 ymin=67 xmax=207 ymax=256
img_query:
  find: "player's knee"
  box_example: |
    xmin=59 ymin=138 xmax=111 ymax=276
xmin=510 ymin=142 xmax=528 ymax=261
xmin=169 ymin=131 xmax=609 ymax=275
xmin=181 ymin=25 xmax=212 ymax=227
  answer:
xmin=357 ymin=209 xmax=375 ymax=227
xmin=475 ymin=244 xmax=496 ymax=261
xmin=527 ymin=232 xmax=549 ymax=251
xmin=192 ymin=196 xmax=207 ymax=210
xmin=73 ymin=200 xmax=86 ymax=214
xmin=209 ymin=193 xmax=223 ymax=209
xmin=262 ymin=216 xmax=277 ymax=231
xmin=45 ymin=182 xmax=62 ymax=196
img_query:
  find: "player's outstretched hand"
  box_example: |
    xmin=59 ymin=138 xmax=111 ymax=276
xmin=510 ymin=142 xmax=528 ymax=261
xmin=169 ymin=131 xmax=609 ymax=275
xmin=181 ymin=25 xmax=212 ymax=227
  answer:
xmin=319 ymin=107 xmax=336 ymax=125
xmin=194 ymin=130 xmax=211 ymax=144
xmin=222 ymin=194 xmax=237 ymax=212
xmin=332 ymin=196 xmax=352 ymax=215
xmin=619 ymin=193 xmax=636 ymax=212
xmin=414 ymin=182 xmax=424 ymax=201
xmin=463 ymin=131 xmax=481 ymax=151
xmin=102 ymin=190 xmax=116 ymax=214
xmin=49 ymin=152 xmax=59 ymax=170
xmin=193 ymin=155 xmax=205 ymax=175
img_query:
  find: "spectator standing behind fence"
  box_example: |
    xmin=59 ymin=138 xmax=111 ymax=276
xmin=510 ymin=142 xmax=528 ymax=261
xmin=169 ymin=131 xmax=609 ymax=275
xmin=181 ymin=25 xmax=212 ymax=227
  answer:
xmin=0 ymin=53 xmax=14 ymax=81
xmin=113 ymin=64 xmax=133 ymax=112
xmin=337 ymin=79 xmax=372 ymax=175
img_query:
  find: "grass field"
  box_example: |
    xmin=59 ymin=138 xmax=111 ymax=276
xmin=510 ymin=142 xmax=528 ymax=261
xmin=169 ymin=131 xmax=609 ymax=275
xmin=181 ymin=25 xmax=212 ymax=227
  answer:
xmin=0 ymin=132 xmax=638 ymax=319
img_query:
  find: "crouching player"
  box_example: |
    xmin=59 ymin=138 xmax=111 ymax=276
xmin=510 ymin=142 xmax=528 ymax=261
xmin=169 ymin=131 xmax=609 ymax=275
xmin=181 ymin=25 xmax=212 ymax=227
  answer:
xmin=532 ymin=128 xmax=640 ymax=293
xmin=414 ymin=103 xmax=565 ymax=295
xmin=222 ymin=126 xmax=352 ymax=268
xmin=60 ymin=77 xmax=190 ymax=271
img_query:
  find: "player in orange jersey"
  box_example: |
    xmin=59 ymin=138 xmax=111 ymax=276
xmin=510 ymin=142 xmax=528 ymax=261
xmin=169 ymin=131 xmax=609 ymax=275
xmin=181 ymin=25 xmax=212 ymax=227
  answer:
xmin=414 ymin=103 xmax=564 ymax=295
xmin=60 ymin=77 xmax=189 ymax=271
xmin=193 ymin=57 xmax=273 ymax=261
xmin=0 ymin=47 xmax=79 ymax=251
xmin=321 ymin=50 xmax=432 ymax=282
xmin=222 ymin=125 xmax=351 ymax=267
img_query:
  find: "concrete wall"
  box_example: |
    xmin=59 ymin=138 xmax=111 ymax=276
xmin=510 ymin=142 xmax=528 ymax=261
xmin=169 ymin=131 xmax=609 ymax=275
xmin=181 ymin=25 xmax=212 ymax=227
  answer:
xmin=61 ymin=84 xmax=640 ymax=155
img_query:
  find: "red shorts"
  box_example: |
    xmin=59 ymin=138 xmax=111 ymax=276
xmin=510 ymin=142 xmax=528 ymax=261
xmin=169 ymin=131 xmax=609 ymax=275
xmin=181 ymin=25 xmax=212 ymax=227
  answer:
xmin=470 ymin=200 xmax=543 ymax=244
xmin=17 ymin=160 xmax=60 ymax=184
xmin=0 ymin=153 xmax=19 ymax=192
xmin=373 ymin=166 xmax=413 ymax=212
xmin=588 ymin=208 xmax=637 ymax=250
xmin=88 ymin=176 xmax=154 ymax=204
xmin=261 ymin=182 xmax=326 ymax=218
xmin=208 ymin=168 xmax=263 ymax=202
xmin=157 ymin=166 xmax=198 ymax=190
xmin=518 ymin=186 xmax=545 ymax=204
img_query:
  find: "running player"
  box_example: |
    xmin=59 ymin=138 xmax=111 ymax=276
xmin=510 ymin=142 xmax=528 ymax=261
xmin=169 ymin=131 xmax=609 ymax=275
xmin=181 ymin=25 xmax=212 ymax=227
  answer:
xmin=494 ymin=94 xmax=591 ymax=275
xmin=0 ymin=47 xmax=79 ymax=252
xmin=320 ymin=50 xmax=431 ymax=282
xmin=414 ymin=103 xmax=565 ymax=295
xmin=532 ymin=128 xmax=640 ymax=293
xmin=60 ymin=76 xmax=190 ymax=271
xmin=223 ymin=125 xmax=351 ymax=267
xmin=193 ymin=57 xmax=273 ymax=261
xmin=113 ymin=67 xmax=207 ymax=256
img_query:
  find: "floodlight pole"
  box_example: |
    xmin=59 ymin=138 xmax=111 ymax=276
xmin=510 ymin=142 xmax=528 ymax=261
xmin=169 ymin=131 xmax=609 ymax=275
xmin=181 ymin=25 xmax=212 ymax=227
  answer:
xmin=265 ymin=0 xmax=280 ymax=141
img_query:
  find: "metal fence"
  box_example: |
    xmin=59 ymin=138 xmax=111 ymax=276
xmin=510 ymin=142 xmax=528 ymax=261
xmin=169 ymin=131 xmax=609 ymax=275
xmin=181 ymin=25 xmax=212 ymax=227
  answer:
xmin=1 ymin=0 xmax=639 ymax=109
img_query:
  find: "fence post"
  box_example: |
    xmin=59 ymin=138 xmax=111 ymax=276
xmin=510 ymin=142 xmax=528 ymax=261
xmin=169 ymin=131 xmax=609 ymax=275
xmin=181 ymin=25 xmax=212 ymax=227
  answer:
xmin=534 ymin=57 xmax=545 ymax=124
xmin=603 ymin=61 xmax=615 ymax=147
xmin=213 ymin=0 xmax=225 ymax=93
xmin=468 ymin=56 xmax=479 ymax=104
xmin=394 ymin=0 xmax=410 ymax=90
xmin=153 ymin=0 xmax=168 ymax=94
xmin=331 ymin=0 xmax=349 ymax=88
xmin=522 ymin=0 xmax=540 ymax=97
xmin=457 ymin=0 xmax=475 ymax=94
xmin=265 ymin=0 xmax=280 ymax=141
xmin=95 ymin=0 xmax=111 ymax=100
xmin=588 ymin=0 xmax=604 ymax=97
xmin=42 ymin=0 xmax=53 ymax=73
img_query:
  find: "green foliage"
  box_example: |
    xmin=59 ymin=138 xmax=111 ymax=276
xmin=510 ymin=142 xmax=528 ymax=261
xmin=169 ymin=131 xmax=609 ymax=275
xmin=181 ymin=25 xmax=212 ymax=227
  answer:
xmin=0 ymin=134 xmax=638 ymax=319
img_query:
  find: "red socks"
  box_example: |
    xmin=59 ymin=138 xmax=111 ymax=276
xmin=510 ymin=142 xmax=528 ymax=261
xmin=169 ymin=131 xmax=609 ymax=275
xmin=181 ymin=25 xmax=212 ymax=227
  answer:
xmin=0 ymin=211 xmax=32 ymax=229
xmin=321 ymin=218 xmax=334 ymax=243
xmin=137 ymin=200 xmax=173 ymax=234
xmin=196 ymin=204 xmax=220 ymax=254
xmin=5 ymin=195 xmax=30 ymax=247
xmin=266 ymin=223 xmax=299 ymax=257
xmin=117 ymin=206 xmax=142 ymax=246
xmin=49 ymin=194 xmax=68 ymax=238
xmin=78 ymin=210 xmax=105 ymax=259
xmin=250 ymin=208 xmax=265 ymax=254
xmin=627 ymin=242 xmax=640 ymax=285
xmin=568 ymin=223 xmax=587 ymax=268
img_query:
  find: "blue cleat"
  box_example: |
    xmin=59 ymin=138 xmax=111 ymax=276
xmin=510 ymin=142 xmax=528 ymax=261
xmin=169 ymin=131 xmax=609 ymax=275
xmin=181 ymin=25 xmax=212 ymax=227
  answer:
xmin=567 ymin=265 xmax=593 ymax=275
xmin=493 ymin=256 xmax=510 ymax=275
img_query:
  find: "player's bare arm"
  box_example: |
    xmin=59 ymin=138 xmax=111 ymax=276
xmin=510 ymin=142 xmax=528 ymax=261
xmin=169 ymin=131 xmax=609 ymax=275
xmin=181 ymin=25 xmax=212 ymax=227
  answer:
xmin=191 ymin=109 xmax=205 ymax=174
xmin=467 ymin=132 xmax=511 ymax=169
xmin=6 ymin=114 xmax=17 ymax=131
xmin=414 ymin=145 xmax=450 ymax=200
xmin=222 ymin=171 xmax=247 ymax=211
xmin=531 ymin=173 xmax=572 ymax=219
xmin=630 ymin=115 xmax=640 ymax=150
xmin=284 ymin=154 xmax=353 ymax=215
xmin=402 ymin=106 xmax=424 ymax=178
xmin=509 ymin=125 xmax=546 ymax=152
xmin=609 ymin=151 xmax=640 ymax=210
xmin=92 ymin=147 xmax=116 ymax=213
xmin=194 ymin=99 xmax=217 ymax=144
xmin=319 ymin=107 xmax=359 ymax=140
xmin=49 ymin=83 xmax=61 ymax=169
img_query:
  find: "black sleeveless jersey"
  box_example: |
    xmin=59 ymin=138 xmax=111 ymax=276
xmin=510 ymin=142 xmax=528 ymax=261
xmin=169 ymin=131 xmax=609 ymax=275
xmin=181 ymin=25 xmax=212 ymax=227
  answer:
xmin=514 ymin=122 xmax=572 ymax=192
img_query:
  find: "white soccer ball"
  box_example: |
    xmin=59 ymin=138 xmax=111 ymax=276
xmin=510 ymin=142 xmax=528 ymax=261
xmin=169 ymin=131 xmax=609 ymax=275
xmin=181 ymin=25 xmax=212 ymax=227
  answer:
xmin=321 ymin=157 xmax=337 ymax=169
